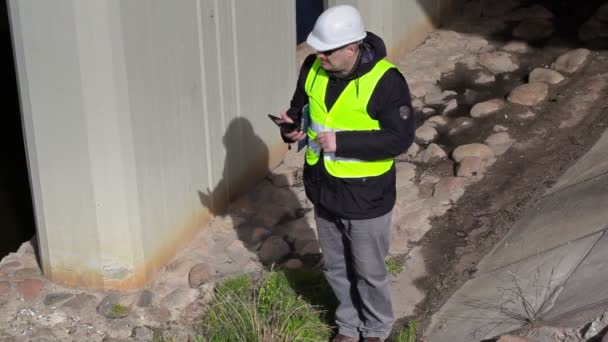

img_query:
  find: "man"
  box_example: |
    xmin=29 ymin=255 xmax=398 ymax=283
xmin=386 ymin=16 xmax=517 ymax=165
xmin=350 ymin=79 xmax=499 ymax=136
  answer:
xmin=278 ymin=4 xmax=415 ymax=342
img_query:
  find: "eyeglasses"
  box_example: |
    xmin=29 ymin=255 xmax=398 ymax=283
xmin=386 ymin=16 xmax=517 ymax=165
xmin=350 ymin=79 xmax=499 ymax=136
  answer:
xmin=317 ymin=41 xmax=361 ymax=57
xmin=317 ymin=46 xmax=342 ymax=56
xmin=317 ymin=44 xmax=350 ymax=57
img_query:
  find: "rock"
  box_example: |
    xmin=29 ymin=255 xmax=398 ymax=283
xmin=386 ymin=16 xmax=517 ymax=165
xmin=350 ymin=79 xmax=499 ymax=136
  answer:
xmin=493 ymin=124 xmax=509 ymax=132
xmin=529 ymin=68 xmax=565 ymax=85
xmin=513 ymin=19 xmax=554 ymax=41
xmin=43 ymin=292 xmax=74 ymax=306
xmin=136 ymin=290 xmax=153 ymax=308
xmin=434 ymin=177 xmax=467 ymax=201
xmin=452 ymin=143 xmax=495 ymax=163
xmin=474 ymin=70 xmax=495 ymax=85
xmin=412 ymin=98 xmax=425 ymax=111
xmin=479 ymin=51 xmax=519 ymax=74
xmin=470 ymin=98 xmax=505 ymax=118
xmin=188 ymin=263 xmax=215 ymax=288
xmin=16 ymin=279 xmax=44 ymax=301
xmin=517 ymin=110 xmax=537 ymax=120
xmin=396 ymin=163 xmax=416 ymax=184
xmin=415 ymin=125 xmax=439 ymax=145
xmin=160 ymin=288 xmax=199 ymax=313
xmin=552 ymin=48 xmax=591 ymax=74
xmin=258 ymin=236 xmax=290 ymax=263
xmin=457 ymin=157 xmax=484 ymax=177
xmin=507 ymin=5 xmax=554 ymax=21
xmin=13 ymin=267 xmax=41 ymax=282
xmin=447 ymin=117 xmax=475 ymax=136
xmin=508 ymin=82 xmax=548 ymax=106
xmin=227 ymin=239 xmax=254 ymax=266
xmin=457 ymin=54 xmax=479 ymax=69
xmin=442 ymin=98 xmax=459 ymax=116
xmin=421 ymin=144 xmax=447 ymax=164
xmin=597 ymin=3 xmax=608 ymax=21
xmin=485 ymin=132 xmax=515 ymax=155
xmin=404 ymin=143 xmax=420 ymax=160
xmin=107 ymin=319 xmax=135 ymax=339
xmin=579 ymin=17 xmax=606 ymax=42
xmin=583 ymin=320 xmax=602 ymax=339
xmin=422 ymin=107 xmax=436 ymax=117
xmin=97 ymin=293 xmax=133 ymax=319
xmin=0 ymin=281 xmax=10 ymax=297
xmin=463 ymin=37 xmax=490 ymax=53
xmin=283 ymin=259 xmax=303 ymax=270
xmin=410 ymin=82 xmax=437 ymax=98
xmin=251 ymin=227 xmax=271 ymax=244
xmin=143 ymin=306 xmax=172 ymax=325
xmin=482 ymin=0 xmax=520 ymax=17
xmin=296 ymin=240 xmax=320 ymax=256
xmin=268 ymin=167 xmax=295 ymax=188
xmin=418 ymin=178 xmax=439 ymax=200
xmin=39 ymin=312 xmax=68 ymax=328
xmin=425 ymin=90 xmax=457 ymax=106
xmin=497 ymin=335 xmax=534 ymax=342
xmin=62 ymin=293 xmax=97 ymax=311
xmin=463 ymin=89 xmax=490 ymax=105
xmin=501 ymin=41 xmax=531 ymax=54
xmin=425 ymin=115 xmax=450 ymax=131
xmin=131 ymin=326 xmax=154 ymax=341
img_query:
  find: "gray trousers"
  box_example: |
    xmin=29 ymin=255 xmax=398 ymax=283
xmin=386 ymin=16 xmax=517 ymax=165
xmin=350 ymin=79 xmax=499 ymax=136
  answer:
xmin=315 ymin=210 xmax=394 ymax=339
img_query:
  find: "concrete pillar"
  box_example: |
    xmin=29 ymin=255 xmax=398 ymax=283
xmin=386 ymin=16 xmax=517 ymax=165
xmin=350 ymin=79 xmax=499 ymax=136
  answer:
xmin=8 ymin=1 xmax=148 ymax=289
xmin=8 ymin=0 xmax=296 ymax=290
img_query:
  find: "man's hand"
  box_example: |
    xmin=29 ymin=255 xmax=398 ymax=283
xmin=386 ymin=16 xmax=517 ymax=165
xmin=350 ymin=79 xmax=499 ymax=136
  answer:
xmin=279 ymin=110 xmax=307 ymax=142
xmin=316 ymin=132 xmax=336 ymax=152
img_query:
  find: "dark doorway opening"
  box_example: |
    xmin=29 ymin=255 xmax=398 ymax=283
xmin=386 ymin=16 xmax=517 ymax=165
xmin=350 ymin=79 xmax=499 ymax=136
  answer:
xmin=296 ymin=0 xmax=324 ymax=44
xmin=1 ymin=1 xmax=36 ymax=259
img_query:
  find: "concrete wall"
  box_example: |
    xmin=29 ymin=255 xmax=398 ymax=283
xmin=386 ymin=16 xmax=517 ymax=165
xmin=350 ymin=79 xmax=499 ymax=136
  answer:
xmin=326 ymin=0 xmax=465 ymax=60
xmin=8 ymin=0 xmax=296 ymax=290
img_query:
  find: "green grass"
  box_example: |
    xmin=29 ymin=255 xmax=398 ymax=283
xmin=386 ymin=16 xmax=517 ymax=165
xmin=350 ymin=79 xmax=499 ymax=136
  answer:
xmin=198 ymin=271 xmax=333 ymax=342
xmin=392 ymin=320 xmax=418 ymax=342
xmin=109 ymin=304 xmax=129 ymax=318
xmin=385 ymin=257 xmax=405 ymax=276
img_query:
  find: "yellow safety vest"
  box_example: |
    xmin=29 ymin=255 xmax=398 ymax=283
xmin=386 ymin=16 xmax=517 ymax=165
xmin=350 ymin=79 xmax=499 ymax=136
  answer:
xmin=304 ymin=58 xmax=396 ymax=178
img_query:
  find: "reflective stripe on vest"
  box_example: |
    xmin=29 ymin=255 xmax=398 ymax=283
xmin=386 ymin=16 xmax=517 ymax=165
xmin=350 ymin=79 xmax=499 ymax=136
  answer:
xmin=304 ymin=58 xmax=395 ymax=178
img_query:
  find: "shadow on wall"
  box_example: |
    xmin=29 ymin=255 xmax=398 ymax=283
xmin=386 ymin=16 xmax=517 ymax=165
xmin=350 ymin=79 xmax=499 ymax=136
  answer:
xmin=198 ymin=117 xmax=322 ymax=274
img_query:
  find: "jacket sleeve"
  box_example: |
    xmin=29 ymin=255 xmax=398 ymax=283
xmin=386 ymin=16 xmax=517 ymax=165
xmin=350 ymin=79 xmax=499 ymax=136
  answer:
xmin=286 ymin=54 xmax=316 ymax=123
xmin=335 ymin=68 xmax=416 ymax=161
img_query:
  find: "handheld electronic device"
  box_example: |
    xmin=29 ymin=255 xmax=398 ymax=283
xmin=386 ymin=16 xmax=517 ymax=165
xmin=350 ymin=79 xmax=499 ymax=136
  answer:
xmin=268 ymin=114 xmax=300 ymax=132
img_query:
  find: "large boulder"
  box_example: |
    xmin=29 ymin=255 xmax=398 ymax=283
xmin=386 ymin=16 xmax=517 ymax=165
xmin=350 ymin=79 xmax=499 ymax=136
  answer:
xmin=452 ymin=143 xmax=495 ymax=163
xmin=470 ymin=99 xmax=505 ymax=118
xmin=551 ymin=48 xmax=591 ymax=74
xmin=508 ymin=82 xmax=548 ymax=106
xmin=529 ymin=68 xmax=565 ymax=85
xmin=479 ymin=51 xmax=519 ymax=74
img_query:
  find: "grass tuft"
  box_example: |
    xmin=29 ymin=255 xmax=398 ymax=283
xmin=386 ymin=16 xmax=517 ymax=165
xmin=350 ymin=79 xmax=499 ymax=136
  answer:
xmin=199 ymin=271 xmax=333 ymax=342
xmin=392 ymin=320 xmax=418 ymax=342
xmin=386 ymin=257 xmax=405 ymax=276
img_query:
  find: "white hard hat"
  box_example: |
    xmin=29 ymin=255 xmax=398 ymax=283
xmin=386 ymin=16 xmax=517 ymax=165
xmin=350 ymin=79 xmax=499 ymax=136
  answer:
xmin=306 ymin=5 xmax=367 ymax=52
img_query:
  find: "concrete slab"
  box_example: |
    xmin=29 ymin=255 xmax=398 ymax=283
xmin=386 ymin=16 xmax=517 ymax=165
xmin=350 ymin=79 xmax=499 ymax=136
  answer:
xmin=426 ymin=233 xmax=601 ymax=342
xmin=391 ymin=247 xmax=427 ymax=317
xmin=477 ymin=173 xmax=608 ymax=273
xmin=543 ymin=231 xmax=608 ymax=320
xmin=549 ymin=126 xmax=608 ymax=194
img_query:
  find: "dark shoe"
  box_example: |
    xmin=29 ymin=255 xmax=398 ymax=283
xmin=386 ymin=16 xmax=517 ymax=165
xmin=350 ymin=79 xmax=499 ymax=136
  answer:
xmin=363 ymin=338 xmax=385 ymax=342
xmin=332 ymin=333 xmax=360 ymax=342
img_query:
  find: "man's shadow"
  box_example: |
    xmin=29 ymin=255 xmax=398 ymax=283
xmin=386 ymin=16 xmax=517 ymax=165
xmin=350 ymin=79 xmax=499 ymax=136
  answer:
xmin=197 ymin=117 xmax=325 ymax=273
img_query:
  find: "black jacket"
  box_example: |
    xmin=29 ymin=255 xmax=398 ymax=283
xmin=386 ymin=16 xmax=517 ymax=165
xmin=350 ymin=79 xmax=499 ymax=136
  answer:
xmin=286 ymin=32 xmax=415 ymax=220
